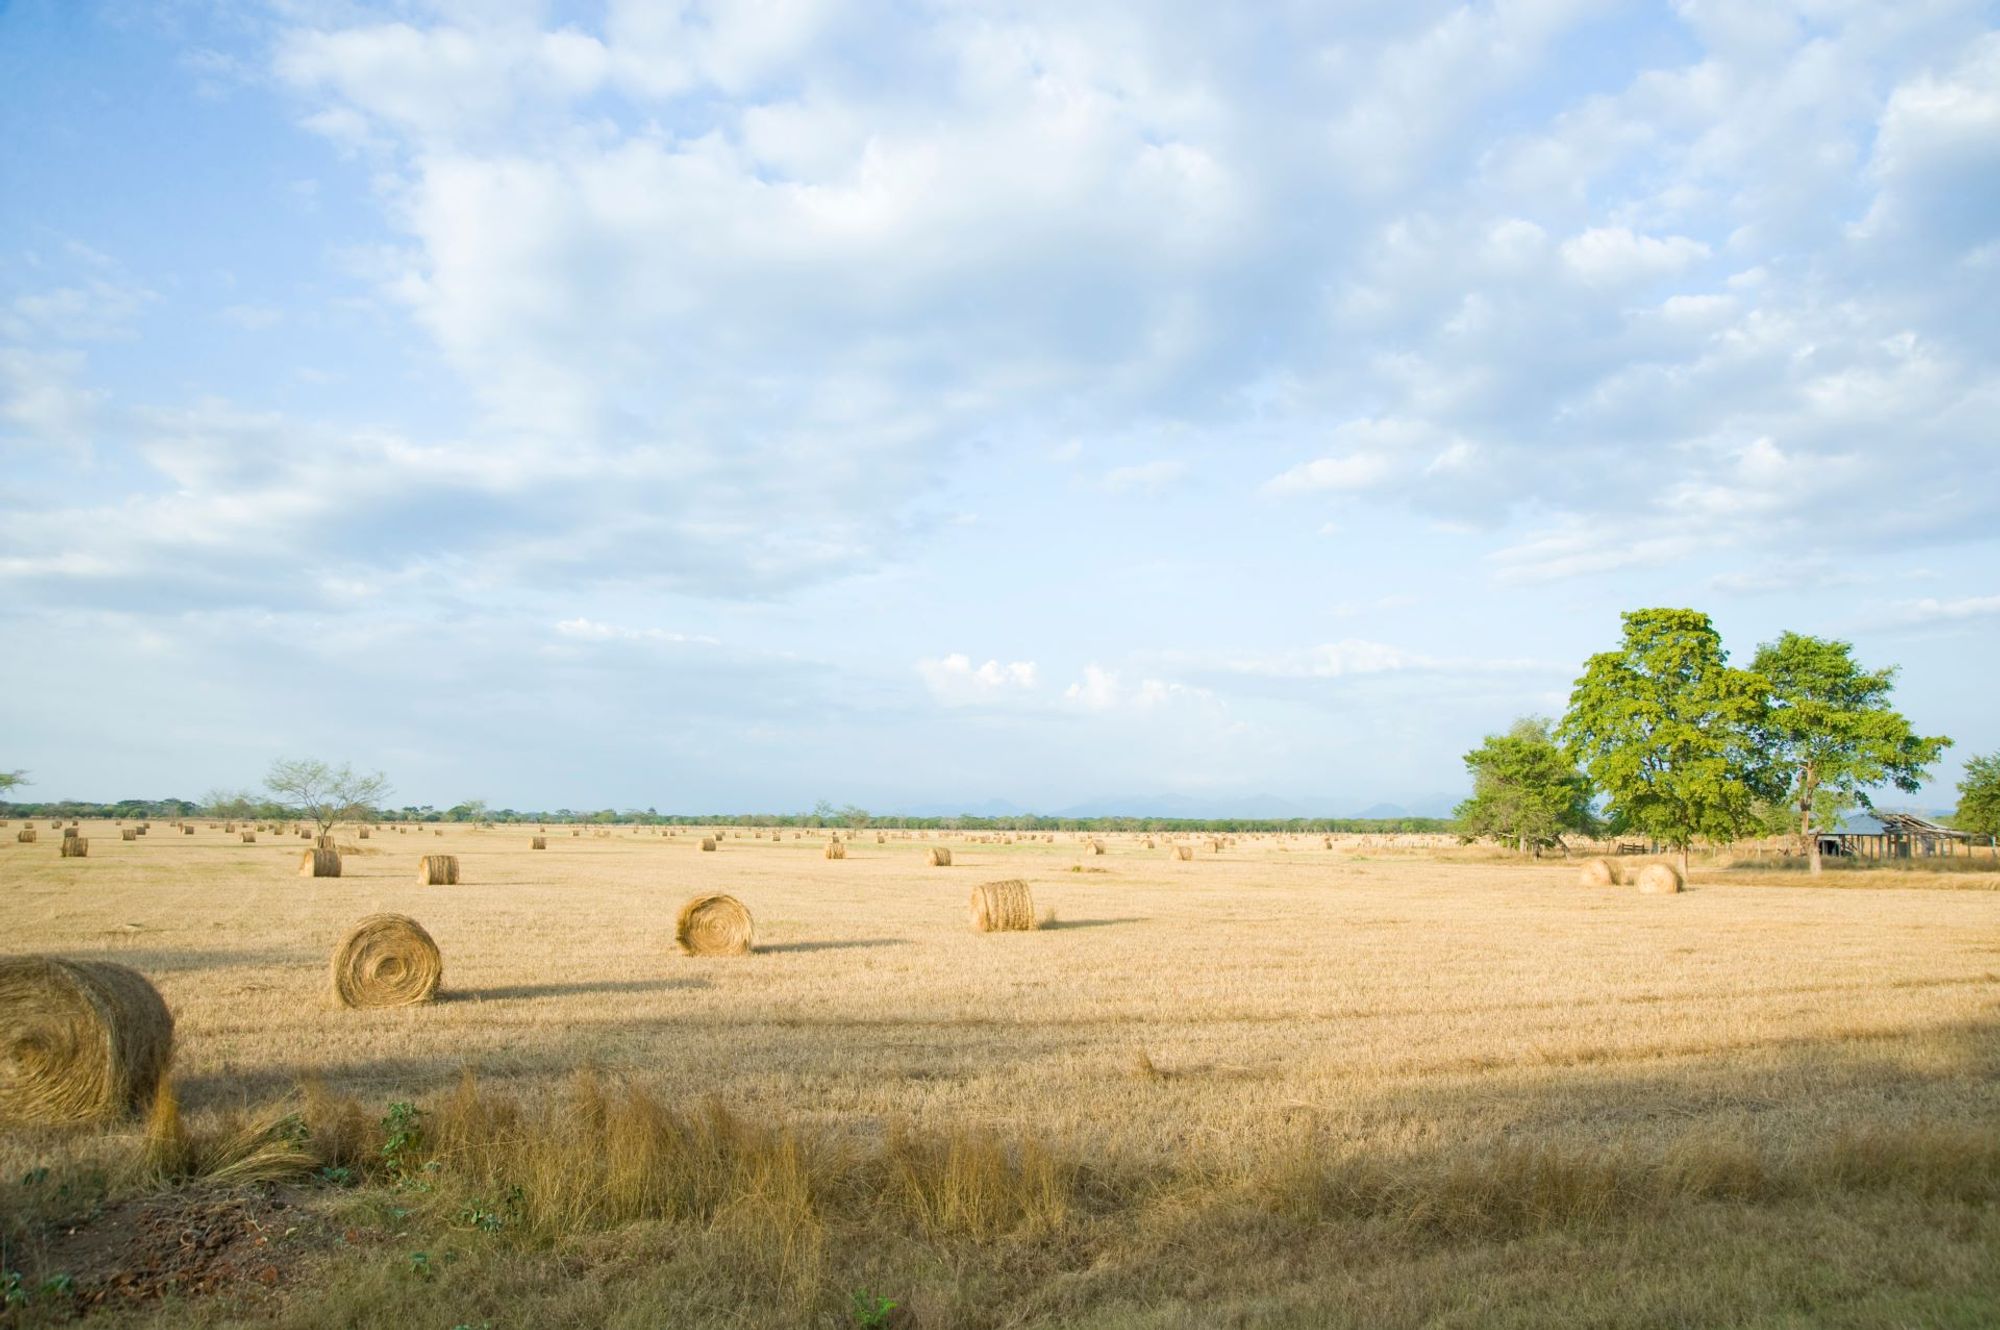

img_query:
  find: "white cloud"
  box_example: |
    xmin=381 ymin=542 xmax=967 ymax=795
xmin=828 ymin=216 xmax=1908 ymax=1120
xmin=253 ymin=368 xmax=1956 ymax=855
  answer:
xmin=1887 ymin=594 xmax=2000 ymax=626
xmin=1557 ymin=227 xmax=1711 ymax=286
xmin=917 ymin=653 xmax=1039 ymax=705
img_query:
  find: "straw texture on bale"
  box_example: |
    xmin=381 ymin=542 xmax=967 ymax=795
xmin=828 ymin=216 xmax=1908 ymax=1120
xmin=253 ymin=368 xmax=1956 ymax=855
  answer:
xmin=531 ymin=836 xmax=547 ymax=849
xmin=699 ymin=836 xmax=718 ymax=852
xmin=1636 ymin=862 xmax=1684 ymax=895
xmin=675 ymin=894 xmax=755 ymax=956
xmin=1578 ymin=857 xmax=1620 ymax=887
xmin=358 ymin=828 xmax=370 ymax=839
xmin=824 ymin=840 xmax=847 ymax=860
xmin=927 ymin=847 xmax=953 ymax=867
xmin=968 ymin=879 xmax=1038 ymax=933
xmin=1088 ymin=840 xmax=1106 ymax=855
xmin=182 ymin=825 xmax=194 ymax=835
xmin=122 ymin=828 xmax=138 ymax=842
xmin=1172 ymin=844 xmax=1195 ymax=861
xmin=315 ymin=834 xmax=337 ymax=850
xmin=299 ymin=848 xmax=342 ymax=878
xmin=60 ymin=837 xmax=88 ymax=858
xmin=16 ymin=828 xmax=36 ymax=843
xmin=0 ymin=957 xmax=173 ymax=1126
xmin=417 ymin=854 xmax=460 ymax=885
xmin=62 ymin=826 xmax=78 ymax=840
xmin=241 ymin=831 xmax=256 ymax=843
xmin=330 ymin=914 xmax=442 ymax=1009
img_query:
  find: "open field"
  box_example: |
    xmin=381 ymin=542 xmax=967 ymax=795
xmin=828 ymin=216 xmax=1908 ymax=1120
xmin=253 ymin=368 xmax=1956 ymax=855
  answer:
xmin=4 ymin=823 xmax=1999 ymax=1327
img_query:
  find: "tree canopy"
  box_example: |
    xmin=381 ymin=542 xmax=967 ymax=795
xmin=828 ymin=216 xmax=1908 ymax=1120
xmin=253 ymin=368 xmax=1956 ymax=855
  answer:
xmin=1956 ymin=753 xmax=2000 ymax=839
xmin=1751 ymin=632 xmax=1950 ymax=872
xmin=265 ymin=758 xmax=392 ymax=835
xmin=1558 ymin=608 xmax=1772 ymax=870
xmin=1454 ymin=717 xmax=1597 ymax=854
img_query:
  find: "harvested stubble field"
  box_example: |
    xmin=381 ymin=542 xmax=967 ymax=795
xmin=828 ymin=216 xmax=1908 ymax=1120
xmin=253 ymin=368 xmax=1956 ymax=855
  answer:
xmin=3 ymin=824 xmax=1998 ymax=1328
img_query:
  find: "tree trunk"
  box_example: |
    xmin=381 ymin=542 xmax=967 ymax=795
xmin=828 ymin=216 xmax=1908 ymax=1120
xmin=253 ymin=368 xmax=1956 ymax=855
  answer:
xmin=1800 ymin=771 xmax=1822 ymax=876
xmin=1679 ymin=845 xmax=1690 ymax=879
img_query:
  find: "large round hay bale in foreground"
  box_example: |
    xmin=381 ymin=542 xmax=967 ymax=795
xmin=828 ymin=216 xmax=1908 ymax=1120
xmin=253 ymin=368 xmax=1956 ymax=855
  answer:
xmin=1171 ymin=844 xmax=1195 ymax=861
xmin=0 ymin=957 xmax=173 ymax=1125
xmin=531 ymin=836 xmax=547 ymax=849
xmin=699 ymin=837 xmax=718 ymax=852
xmin=299 ymin=848 xmax=342 ymax=878
xmin=60 ymin=837 xmax=88 ymax=858
xmin=1636 ymin=863 xmax=1684 ymax=895
xmin=15 ymin=828 xmax=35 ymax=843
xmin=824 ymin=840 xmax=846 ymax=860
xmin=926 ymin=847 xmax=952 ymax=867
xmin=676 ymin=894 xmax=754 ymax=956
xmin=417 ymin=854 xmax=460 ymax=885
xmin=121 ymin=828 xmax=138 ymax=842
xmin=1578 ymin=857 xmax=1619 ymax=887
xmin=240 ymin=831 xmax=256 ymax=843
xmin=330 ymin=914 xmax=442 ymax=1009
xmin=969 ymin=879 xmax=1037 ymax=933
xmin=1088 ymin=840 xmax=1106 ymax=855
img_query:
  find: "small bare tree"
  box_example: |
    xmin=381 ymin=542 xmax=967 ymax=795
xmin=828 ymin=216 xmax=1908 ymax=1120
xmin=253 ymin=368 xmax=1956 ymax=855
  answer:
xmin=266 ymin=758 xmax=391 ymax=835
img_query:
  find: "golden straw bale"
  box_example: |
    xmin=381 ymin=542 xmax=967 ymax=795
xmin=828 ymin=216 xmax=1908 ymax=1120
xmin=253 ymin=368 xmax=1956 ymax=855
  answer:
xmin=358 ymin=827 xmax=370 ymax=839
xmin=121 ymin=828 xmax=137 ymax=842
xmin=1088 ymin=839 xmax=1106 ymax=855
xmin=15 ymin=828 xmax=35 ymax=843
xmin=1578 ymin=857 xmax=1620 ymax=887
xmin=531 ymin=836 xmax=547 ymax=849
xmin=240 ymin=831 xmax=256 ymax=843
xmin=675 ymin=894 xmax=755 ymax=956
xmin=1172 ymin=844 xmax=1195 ymax=861
xmin=700 ymin=836 xmax=718 ymax=852
xmin=968 ymin=879 xmax=1037 ymax=933
xmin=298 ymin=848 xmax=342 ymax=878
xmin=62 ymin=826 xmax=78 ymax=840
xmin=330 ymin=914 xmax=441 ymax=1008
xmin=926 ymin=846 xmax=953 ymax=867
xmin=417 ymin=854 xmax=460 ymax=886
xmin=1636 ymin=862 xmax=1684 ymax=895
xmin=60 ymin=837 xmax=88 ymax=858
xmin=182 ymin=825 xmax=194 ymax=835
xmin=824 ymin=840 xmax=847 ymax=860
xmin=0 ymin=958 xmax=173 ymax=1125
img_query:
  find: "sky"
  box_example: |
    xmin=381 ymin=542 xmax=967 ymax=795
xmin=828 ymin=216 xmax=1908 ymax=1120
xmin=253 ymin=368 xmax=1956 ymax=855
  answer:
xmin=1 ymin=0 xmax=1996 ymax=817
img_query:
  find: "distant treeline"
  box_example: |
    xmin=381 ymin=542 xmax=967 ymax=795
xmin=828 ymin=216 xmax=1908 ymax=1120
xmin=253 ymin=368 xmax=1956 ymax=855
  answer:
xmin=0 ymin=799 xmax=1449 ymax=836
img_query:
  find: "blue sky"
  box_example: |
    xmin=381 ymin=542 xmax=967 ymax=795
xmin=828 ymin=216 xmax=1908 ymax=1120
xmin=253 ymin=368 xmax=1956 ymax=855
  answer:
xmin=2 ymin=0 xmax=1995 ymax=816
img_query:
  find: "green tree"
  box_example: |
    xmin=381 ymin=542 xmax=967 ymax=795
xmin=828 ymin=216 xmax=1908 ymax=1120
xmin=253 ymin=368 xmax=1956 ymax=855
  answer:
xmin=1454 ymin=717 xmax=1597 ymax=855
xmin=1956 ymin=753 xmax=2000 ymax=839
xmin=0 ymin=768 xmax=26 ymax=795
xmin=265 ymin=758 xmax=392 ymax=835
xmin=1558 ymin=608 xmax=1771 ymax=875
xmin=1751 ymin=632 xmax=1950 ymax=874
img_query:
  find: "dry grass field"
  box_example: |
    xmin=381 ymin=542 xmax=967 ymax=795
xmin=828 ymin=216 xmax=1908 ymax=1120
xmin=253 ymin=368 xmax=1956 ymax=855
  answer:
xmin=3 ymin=823 xmax=1998 ymax=1328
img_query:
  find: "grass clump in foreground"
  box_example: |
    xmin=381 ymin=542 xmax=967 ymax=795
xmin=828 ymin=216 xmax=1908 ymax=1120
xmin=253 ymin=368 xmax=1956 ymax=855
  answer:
xmin=3 ymin=1067 xmax=1998 ymax=1328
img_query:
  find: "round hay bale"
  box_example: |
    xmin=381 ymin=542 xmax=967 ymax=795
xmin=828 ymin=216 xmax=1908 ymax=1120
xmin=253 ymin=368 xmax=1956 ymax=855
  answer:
xmin=1578 ymin=857 xmax=1619 ymax=887
xmin=182 ymin=825 xmax=194 ymax=836
xmin=0 ymin=957 xmax=173 ymax=1125
xmin=1088 ymin=839 xmax=1106 ymax=855
xmin=926 ymin=846 xmax=953 ymax=867
xmin=1635 ymin=863 xmax=1684 ymax=895
xmin=16 ymin=828 xmax=36 ymax=843
xmin=60 ymin=837 xmax=88 ymax=858
xmin=61 ymin=826 xmax=78 ymax=840
xmin=676 ymin=894 xmax=754 ymax=956
xmin=358 ymin=827 xmax=371 ymax=840
xmin=969 ymin=879 xmax=1037 ymax=933
xmin=240 ymin=831 xmax=256 ymax=843
xmin=121 ymin=828 xmax=138 ymax=842
xmin=417 ymin=854 xmax=460 ymax=885
xmin=531 ymin=836 xmax=547 ymax=849
xmin=299 ymin=848 xmax=342 ymax=878
xmin=1171 ymin=844 xmax=1195 ymax=861
xmin=824 ymin=840 xmax=846 ymax=860
xmin=330 ymin=914 xmax=442 ymax=1009
xmin=699 ymin=836 xmax=718 ymax=852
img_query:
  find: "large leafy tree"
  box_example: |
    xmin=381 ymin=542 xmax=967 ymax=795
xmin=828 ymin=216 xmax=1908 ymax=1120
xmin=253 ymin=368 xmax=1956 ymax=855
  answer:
xmin=1956 ymin=753 xmax=2000 ymax=839
xmin=265 ymin=758 xmax=392 ymax=835
xmin=1454 ymin=717 xmax=1597 ymax=854
xmin=1558 ymin=608 xmax=1771 ymax=874
xmin=1751 ymin=632 xmax=1950 ymax=874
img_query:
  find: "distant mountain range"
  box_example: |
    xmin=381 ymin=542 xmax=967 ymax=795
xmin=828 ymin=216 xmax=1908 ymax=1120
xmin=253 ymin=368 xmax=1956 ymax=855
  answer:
xmin=892 ymin=792 xmax=1462 ymax=820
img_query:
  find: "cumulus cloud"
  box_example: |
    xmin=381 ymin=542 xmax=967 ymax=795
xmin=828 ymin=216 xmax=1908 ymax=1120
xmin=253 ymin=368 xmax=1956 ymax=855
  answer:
xmin=917 ymin=653 xmax=1039 ymax=705
xmin=1100 ymin=459 xmax=1188 ymax=494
